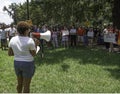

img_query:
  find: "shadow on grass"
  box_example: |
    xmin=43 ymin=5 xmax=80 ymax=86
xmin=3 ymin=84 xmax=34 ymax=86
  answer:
xmin=61 ymin=63 xmax=70 ymax=72
xmin=104 ymin=68 xmax=120 ymax=79
xmin=36 ymin=46 xmax=120 ymax=65
xmin=35 ymin=46 xmax=120 ymax=79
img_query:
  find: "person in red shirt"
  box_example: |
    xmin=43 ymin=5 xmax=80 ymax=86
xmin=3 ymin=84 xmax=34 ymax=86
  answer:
xmin=77 ymin=26 xmax=85 ymax=46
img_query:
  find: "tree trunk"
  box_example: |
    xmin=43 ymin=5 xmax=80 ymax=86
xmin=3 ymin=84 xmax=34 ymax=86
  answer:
xmin=112 ymin=0 xmax=120 ymax=29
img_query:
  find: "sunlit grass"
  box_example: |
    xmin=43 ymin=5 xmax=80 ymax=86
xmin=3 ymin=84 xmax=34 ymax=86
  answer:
xmin=0 ymin=46 xmax=120 ymax=93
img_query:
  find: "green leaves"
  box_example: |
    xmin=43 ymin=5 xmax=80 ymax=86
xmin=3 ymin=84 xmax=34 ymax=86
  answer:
xmin=5 ymin=0 xmax=114 ymax=26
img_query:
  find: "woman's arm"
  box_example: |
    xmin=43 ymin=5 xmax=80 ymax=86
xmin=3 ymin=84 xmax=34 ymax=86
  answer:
xmin=30 ymin=38 xmax=40 ymax=57
xmin=8 ymin=47 xmax=14 ymax=56
xmin=29 ymin=50 xmax=36 ymax=57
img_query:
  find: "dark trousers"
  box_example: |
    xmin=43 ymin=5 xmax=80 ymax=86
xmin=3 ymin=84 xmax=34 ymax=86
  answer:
xmin=105 ymin=42 xmax=110 ymax=49
xmin=70 ymin=35 xmax=77 ymax=47
xmin=40 ymin=39 xmax=44 ymax=54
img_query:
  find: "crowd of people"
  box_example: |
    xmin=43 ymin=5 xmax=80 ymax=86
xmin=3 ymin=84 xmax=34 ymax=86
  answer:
xmin=31 ymin=23 xmax=120 ymax=53
xmin=0 ymin=24 xmax=16 ymax=50
xmin=1 ymin=23 xmax=120 ymax=53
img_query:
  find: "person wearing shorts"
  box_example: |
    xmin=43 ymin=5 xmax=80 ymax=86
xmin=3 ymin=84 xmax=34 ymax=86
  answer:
xmin=8 ymin=21 xmax=39 ymax=93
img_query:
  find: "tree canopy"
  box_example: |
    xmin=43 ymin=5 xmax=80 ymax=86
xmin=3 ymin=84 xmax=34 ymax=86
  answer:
xmin=4 ymin=0 xmax=120 ymax=29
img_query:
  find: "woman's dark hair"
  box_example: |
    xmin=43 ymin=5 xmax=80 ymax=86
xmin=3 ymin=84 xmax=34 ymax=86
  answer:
xmin=17 ymin=21 xmax=30 ymax=35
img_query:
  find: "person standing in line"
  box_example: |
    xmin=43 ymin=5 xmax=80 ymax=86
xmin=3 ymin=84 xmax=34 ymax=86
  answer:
xmin=77 ymin=26 xmax=85 ymax=46
xmin=0 ymin=24 xmax=8 ymax=50
xmin=8 ymin=24 xmax=17 ymax=41
xmin=87 ymin=27 xmax=94 ymax=47
xmin=107 ymin=25 xmax=116 ymax=52
xmin=61 ymin=26 xmax=69 ymax=48
xmin=69 ymin=25 xmax=77 ymax=47
xmin=52 ymin=27 xmax=58 ymax=48
xmin=103 ymin=25 xmax=110 ymax=50
xmin=8 ymin=21 xmax=39 ymax=93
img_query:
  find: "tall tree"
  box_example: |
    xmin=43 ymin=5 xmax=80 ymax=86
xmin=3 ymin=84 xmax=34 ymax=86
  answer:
xmin=112 ymin=0 xmax=120 ymax=29
xmin=3 ymin=3 xmax=18 ymax=24
xmin=4 ymin=0 xmax=114 ymax=26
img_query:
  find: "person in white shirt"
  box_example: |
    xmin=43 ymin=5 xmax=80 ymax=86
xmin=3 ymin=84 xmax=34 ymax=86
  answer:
xmin=52 ymin=28 xmax=58 ymax=48
xmin=87 ymin=27 xmax=94 ymax=47
xmin=8 ymin=24 xmax=17 ymax=41
xmin=0 ymin=24 xmax=8 ymax=50
xmin=61 ymin=26 xmax=69 ymax=48
xmin=69 ymin=25 xmax=77 ymax=47
xmin=103 ymin=25 xmax=110 ymax=50
xmin=8 ymin=21 xmax=39 ymax=93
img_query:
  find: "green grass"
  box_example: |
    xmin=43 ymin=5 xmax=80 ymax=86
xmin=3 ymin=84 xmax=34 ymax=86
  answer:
xmin=0 ymin=46 xmax=120 ymax=93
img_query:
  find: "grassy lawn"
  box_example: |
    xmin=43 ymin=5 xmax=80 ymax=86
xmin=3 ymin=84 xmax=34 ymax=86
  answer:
xmin=0 ymin=46 xmax=120 ymax=93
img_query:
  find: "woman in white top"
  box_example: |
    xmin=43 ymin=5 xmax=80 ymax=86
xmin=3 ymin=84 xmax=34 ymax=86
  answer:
xmin=52 ymin=28 xmax=58 ymax=48
xmin=8 ymin=21 xmax=38 ymax=93
xmin=61 ymin=26 xmax=69 ymax=48
xmin=87 ymin=27 xmax=94 ymax=47
xmin=69 ymin=25 xmax=77 ymax=47
xmin=8 ymin=24 xmax=17 ymax=41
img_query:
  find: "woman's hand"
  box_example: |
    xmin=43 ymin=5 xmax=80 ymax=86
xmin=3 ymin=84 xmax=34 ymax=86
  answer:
xmin=33 ymin=38 xmax=40 ymax=46
xmin=8 ymin=47 xmax=14 ymax=56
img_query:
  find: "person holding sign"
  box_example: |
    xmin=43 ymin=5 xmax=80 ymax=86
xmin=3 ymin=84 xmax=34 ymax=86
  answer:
xmin=87 ymin=27 xmax=94 ymax=47
xmin=103 ymin=25 xmax=110 ymax=50
xmin=103 ymin=24 xmax=116 ymax=52
xmin=8 ymin=21 xmax=39 ymax=93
